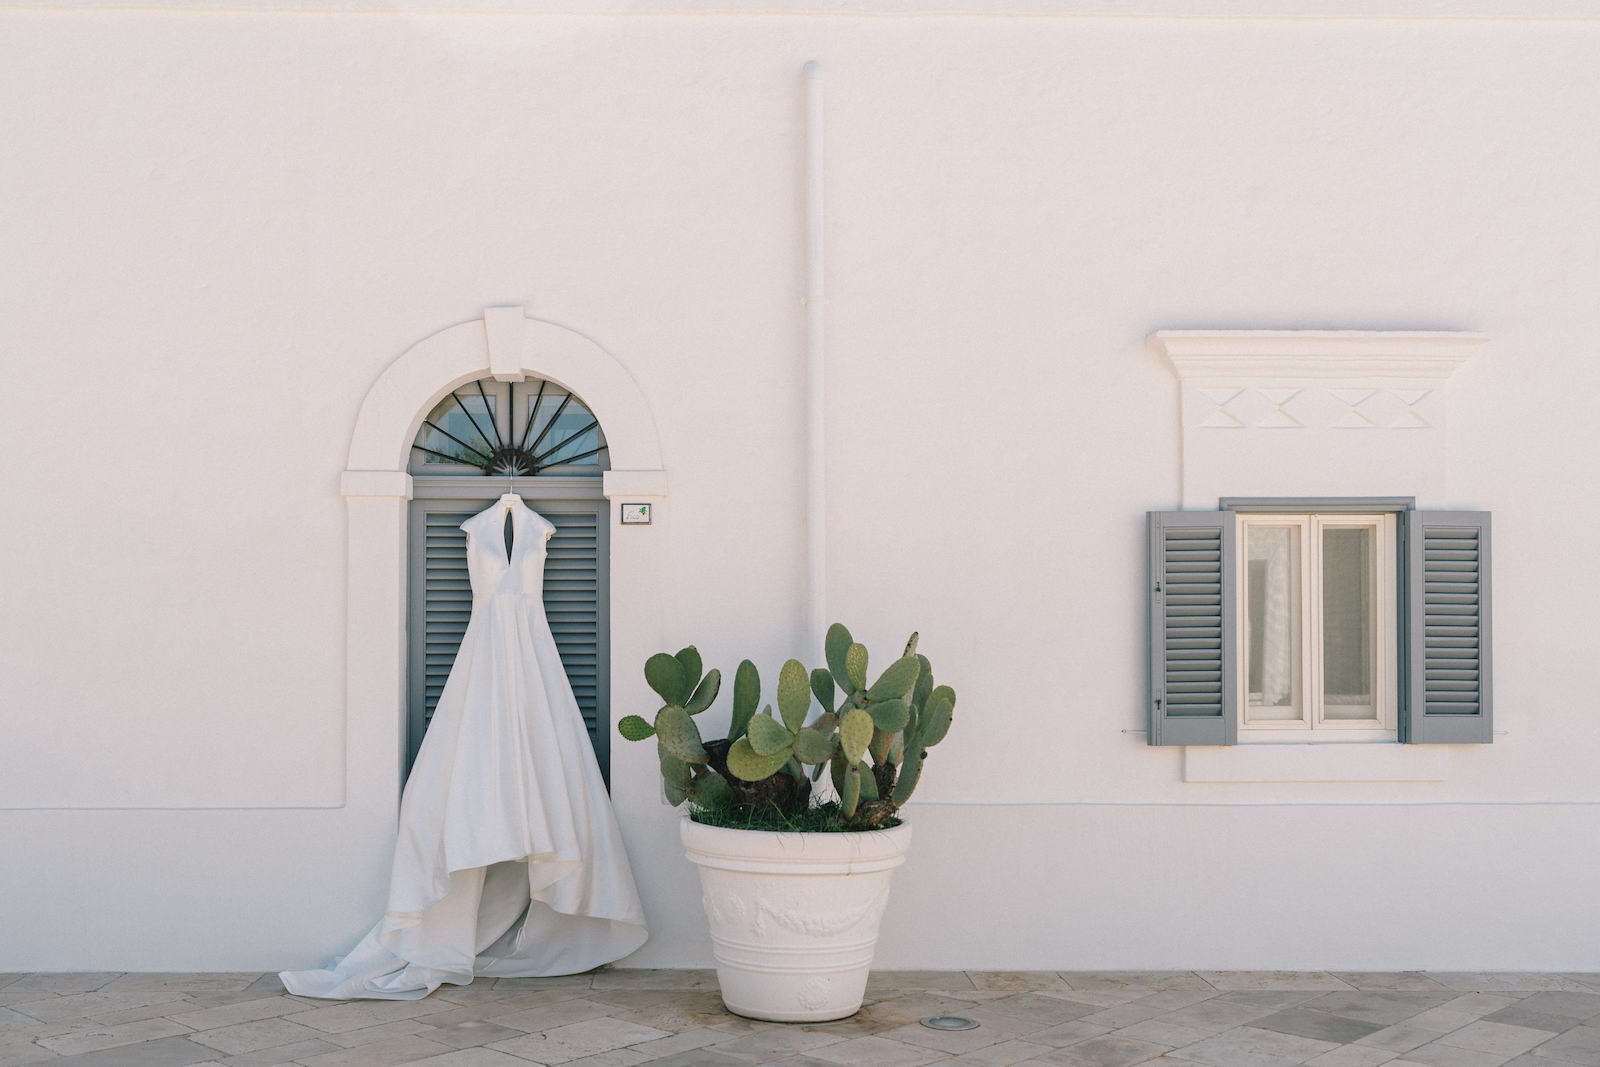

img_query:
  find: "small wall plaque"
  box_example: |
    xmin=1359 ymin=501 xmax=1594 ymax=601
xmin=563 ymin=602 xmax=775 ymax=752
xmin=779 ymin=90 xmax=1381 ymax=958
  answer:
xmin=620 ymin=503 xmax=652 ymax=525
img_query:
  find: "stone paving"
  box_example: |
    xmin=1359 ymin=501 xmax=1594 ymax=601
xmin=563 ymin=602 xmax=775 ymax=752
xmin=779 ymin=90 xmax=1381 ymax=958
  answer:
xmin=3 ymin=971 xmax=1600 ymax=1067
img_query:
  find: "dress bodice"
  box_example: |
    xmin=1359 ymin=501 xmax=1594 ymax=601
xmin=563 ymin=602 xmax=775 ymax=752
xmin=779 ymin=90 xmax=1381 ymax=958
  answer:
xmin=461 ymin=495 xmax=555 ymax=602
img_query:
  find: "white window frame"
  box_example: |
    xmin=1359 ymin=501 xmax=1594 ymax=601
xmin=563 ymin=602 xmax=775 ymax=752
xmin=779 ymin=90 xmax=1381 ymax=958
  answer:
xmin=1236 ymin=511 xmax=1397 ymax=743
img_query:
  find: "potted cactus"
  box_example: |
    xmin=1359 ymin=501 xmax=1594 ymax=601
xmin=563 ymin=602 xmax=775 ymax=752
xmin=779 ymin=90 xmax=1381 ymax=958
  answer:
xmin=617 ymin=623 xmax=955 ymax=1022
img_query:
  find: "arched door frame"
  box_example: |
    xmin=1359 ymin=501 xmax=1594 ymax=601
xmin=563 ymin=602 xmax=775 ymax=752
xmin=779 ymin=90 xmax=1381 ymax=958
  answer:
xmin=340 ymin=307 xmax=668 ymax=832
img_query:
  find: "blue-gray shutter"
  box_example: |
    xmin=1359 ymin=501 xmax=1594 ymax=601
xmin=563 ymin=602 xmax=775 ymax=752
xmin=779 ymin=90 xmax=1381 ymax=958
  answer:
xmin=1402 ymin=510 xmax=1492 ymax=744
xmin=1148 ymin=510 xmax=1238 ymax=746
xmin=407 ymin=497 xmax=611 ymax=780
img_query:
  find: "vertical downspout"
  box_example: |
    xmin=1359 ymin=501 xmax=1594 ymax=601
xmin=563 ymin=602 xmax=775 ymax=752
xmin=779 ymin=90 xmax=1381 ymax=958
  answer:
xmin=804 ymin=60 xmax=827 ymax=661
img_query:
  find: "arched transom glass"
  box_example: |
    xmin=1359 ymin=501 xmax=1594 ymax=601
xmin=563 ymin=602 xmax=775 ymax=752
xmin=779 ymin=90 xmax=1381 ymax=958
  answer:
xmin=409 ymin=377 xmax=609 ymax=476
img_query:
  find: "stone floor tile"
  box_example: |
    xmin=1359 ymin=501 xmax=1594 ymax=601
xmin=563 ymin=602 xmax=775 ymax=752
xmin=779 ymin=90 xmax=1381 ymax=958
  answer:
xmin=868 ymin=995 xmax=1024 ymax=1028
xmin=1435 ymin=1022 xmax=1556 ymax=1058
xmin=942 ymin=1039 xmax=1056 ymax=1065
xmin=4 ymin=980 xmax=120 ymax=998
xmin=0 ymin=1045 xmax=59 ymax=1067
xmin=167 ymin=997 xmax=309 ymax=1033
xmin=0 ymin=1011 xmax=50 ymax=1035
xmin=1507 ymin=994 xmax=1600 ymax=1024
xmin=324 ymin=1020 xmax=440 ymax=1049
xmin=1427 ymin=977 xmax=1596 ymax=994
xmin=1302 ymin=1046 xmax=1401 ymax=1066
xmin=560 ymin=1050 xmax=650 ymax=1067
xmin=1154 ymin=998 xmax=1279 ymax=1033
xmin=13 ymin=991 xmax=191 ymax=1024
xmin=1301 ymin=993 xmax=1458 ymax=1026
xmin=1556 ymin=977 xmax=1600 ymax=994
xmin=1443 ymin=996 xmax=1527 ymax=1017
xmin=1042 ymin=991 xmax=1150 ymax=1009
xmin=1407 ymin=1009 xmax=1489 ymax=1034
xmin=45 ymin=1035 xmax=215 ymax=1067
xmin=1334 ymin=976 xmax=1454 ymax=993
xmin=404 ymin=1050 xmax=532 ymax=1066
xmin=419 ymin=1021 xmax=527 ymax=1050
xmin=1094 ymin=1020 xmax=1211 ymax=1050
xmin=623 ymin=1025 xmax=728 ymax=1058
xmin=980 ymin=995 xmax=1102 ymax=1027
xmin=1479 ymin=1006 xmax=1583 ymax=1035
xmin=1196 ymin=973 xmax=1356 ymax=992
xmin=286 ymin=1001 xmax=452 ymax=1036
xmin=872 ymin=1019 xmax=1012 ymax=1056
xmin=1390 ymin=1040 xmax=1510 ymax=1067
xmin=487 ymin=999 xmax=615 ymax=1034
xmin=1023 ymin=1020 xmax=1116 ymax=1048
xmin=37 ymin=1018 xmax=191 ymax=1056
xmin=1133 ymin=992 xmax=1223 ymax=1013
xmin=187 ymin=1017 xmax=327 ymax=1056
xmin=802 ymin=1034 xmax=949 ymax=1066
xmin=867 ymin=973 xmax=979 ymax=996
xmin=213 ymin=1037 xmax=343 ymax=1065
xmin=1059 ymin=976 xmax=1213 ymax=995
xmin=1035 ymin=1035 xmax=1171 ymax=1066
xmin=1358 ymin=1024 xmax=1454 ymax=1053
xmin=1251 ymin=1008 xmax=1386 ymax=1044
xmin=488 ymin=1018 xmax=670 ymax=1063
xmin=586 ymin=972 xmax=716 ymax=993
xmin=970 ymin=974 xmax=1074 ymax=995
xmin=100 ymin=978 xmax=259 ymax=996
xmin=1213 ymin=990 xmax=1326 ymax=1011
xmin=1526 ymin=1022 xmax=1600 ymax=1065
xmin=489 ymin=976 xmax=596 ymax=993
xmin=629 ymin=1050 xmax=748 ymax=1067
xmin=292 ymin=1037 xmax=459 ymax=1067
xmin=696 ymin=1024 xmax=847 ymax=1061
xmin=1078 ymin=1004 xmax=1172 ymax=1031
xmin=1159 ymin=1024 xmax=1338 ymax=1067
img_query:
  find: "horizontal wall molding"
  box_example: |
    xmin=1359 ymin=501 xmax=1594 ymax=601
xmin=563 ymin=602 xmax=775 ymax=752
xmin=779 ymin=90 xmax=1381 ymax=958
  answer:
xmin=1154 ymin=330 xmax=1487 ymax=382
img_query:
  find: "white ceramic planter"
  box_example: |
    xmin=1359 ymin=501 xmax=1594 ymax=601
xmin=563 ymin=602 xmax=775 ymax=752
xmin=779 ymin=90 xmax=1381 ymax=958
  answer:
xmin=679 ymin=817 xmax=913 ymax=1022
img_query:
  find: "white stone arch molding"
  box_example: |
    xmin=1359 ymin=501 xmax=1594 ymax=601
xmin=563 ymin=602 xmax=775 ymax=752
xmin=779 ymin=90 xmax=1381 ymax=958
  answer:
xmin=339 ymin=307 xmax=668 ymax=814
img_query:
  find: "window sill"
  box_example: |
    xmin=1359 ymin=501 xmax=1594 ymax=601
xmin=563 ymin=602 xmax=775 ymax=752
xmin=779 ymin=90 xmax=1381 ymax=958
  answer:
xmin=1183 ymin=743 xmax=1449 ymax=784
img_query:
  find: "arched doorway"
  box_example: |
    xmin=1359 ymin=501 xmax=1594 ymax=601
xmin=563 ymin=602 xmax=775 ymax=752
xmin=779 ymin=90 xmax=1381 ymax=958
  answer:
xmin=341 ymin=307 xmax=667 ymax=816
xmin=405 ymin=376 xmax=612 ymax=777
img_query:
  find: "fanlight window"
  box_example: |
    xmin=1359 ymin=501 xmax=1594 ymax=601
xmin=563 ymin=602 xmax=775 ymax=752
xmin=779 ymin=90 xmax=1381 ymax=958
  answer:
xmin=410 ymin=378 xmax=609 ymax=476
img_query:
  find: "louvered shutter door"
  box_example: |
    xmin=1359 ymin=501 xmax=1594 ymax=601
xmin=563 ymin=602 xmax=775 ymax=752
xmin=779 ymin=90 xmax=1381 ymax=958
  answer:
xmin=407 ymin=497 xmax=610 ymax=779
xmin=1148 ymin=510 xmax=1238 ymax=746
xmin=1403 ymin=511 xmax=1492 ymax=744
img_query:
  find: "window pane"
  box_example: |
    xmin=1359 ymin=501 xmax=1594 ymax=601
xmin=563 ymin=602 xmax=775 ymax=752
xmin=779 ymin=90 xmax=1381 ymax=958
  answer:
xmin=1245 ymin=525 xmax=1301 ymax=721
xmin=418 ymin=393 xmax=496 ymax=466
xmin=1322 ymin=525 xmax=1375 ymax=718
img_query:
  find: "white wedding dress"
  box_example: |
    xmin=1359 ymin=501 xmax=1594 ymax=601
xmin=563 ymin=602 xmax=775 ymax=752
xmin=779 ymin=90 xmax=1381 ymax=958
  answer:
xmin=282 ymin=495 xmax=647 ymax=999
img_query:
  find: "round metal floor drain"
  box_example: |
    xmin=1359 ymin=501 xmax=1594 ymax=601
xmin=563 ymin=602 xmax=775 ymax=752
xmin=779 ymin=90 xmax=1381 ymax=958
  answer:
xmin=920 ymin=1015 xmax=979 ymax=1031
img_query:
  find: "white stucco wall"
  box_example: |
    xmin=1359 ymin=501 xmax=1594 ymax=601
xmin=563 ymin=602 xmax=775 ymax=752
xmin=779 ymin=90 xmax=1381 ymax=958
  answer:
xmin=3 ymin=2 xmax=1598 ymax=971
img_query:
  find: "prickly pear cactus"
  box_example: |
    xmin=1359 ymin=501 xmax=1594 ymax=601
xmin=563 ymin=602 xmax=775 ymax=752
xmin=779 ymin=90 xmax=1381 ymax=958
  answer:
xmin=618 ymin=626 xmax=956 ymax=831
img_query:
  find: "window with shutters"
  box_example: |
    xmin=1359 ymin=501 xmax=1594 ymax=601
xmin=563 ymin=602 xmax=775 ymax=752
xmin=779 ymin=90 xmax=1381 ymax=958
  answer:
xmin=1148 ymin=499 xmax=1490 ymax=747
xmin=406 ymin=377 xmax=611 ymax=780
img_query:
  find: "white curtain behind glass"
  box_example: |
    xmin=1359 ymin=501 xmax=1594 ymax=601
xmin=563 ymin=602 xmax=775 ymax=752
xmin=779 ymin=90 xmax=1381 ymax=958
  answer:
xmin=1247 ymin=526 xmax=1297 ymax=711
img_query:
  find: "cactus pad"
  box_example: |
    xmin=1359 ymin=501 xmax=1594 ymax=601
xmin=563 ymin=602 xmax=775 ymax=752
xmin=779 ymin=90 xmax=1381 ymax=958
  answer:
xmin=644 ymin=652 xmax=689 ymax=706
xmin=726 ymin=736 xmax=792 ymax=782
xmin=685 ymin=668 xmax=721 ymax=714
xmin=617 ymin=715 xmax=656 ymax=742
xmin=921 ymin=687 xmax=955 ymax=747
xmin=840 ymin=763 xmax=861 ymax=817
xmin=845 ymin=643 xmax=868 ymax=691
xmin=865 ymin=697 xmax=909 ymax=733
xmin=674 ymin=646 xmax=703 ymax=689
xmin=654 ymin=705 xmax=706 ymax=765
xmin=777 ymin=658 xmax=811 ymax=731
xmin=809 ymin=668 xmax=836 ymax=715
xmin=746 ymin=711 xmax=793 ymax=757
xmin=868 ymin=655 xmax=921 ymax=702
xmin=839 ymin=707 xmax=873 ymax=765
xmin=792 ymin=726 xmax=834 ymax=764
xmin=730 ymin=659 xmax=760 ymax=742
xmin=824 ymin=623 xmax=853 ymax=686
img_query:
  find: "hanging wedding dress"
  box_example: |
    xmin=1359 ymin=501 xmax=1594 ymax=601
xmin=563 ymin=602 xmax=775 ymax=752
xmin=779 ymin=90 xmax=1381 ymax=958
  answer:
xmin=282 ymin=495 xmax=647 ymax=1000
